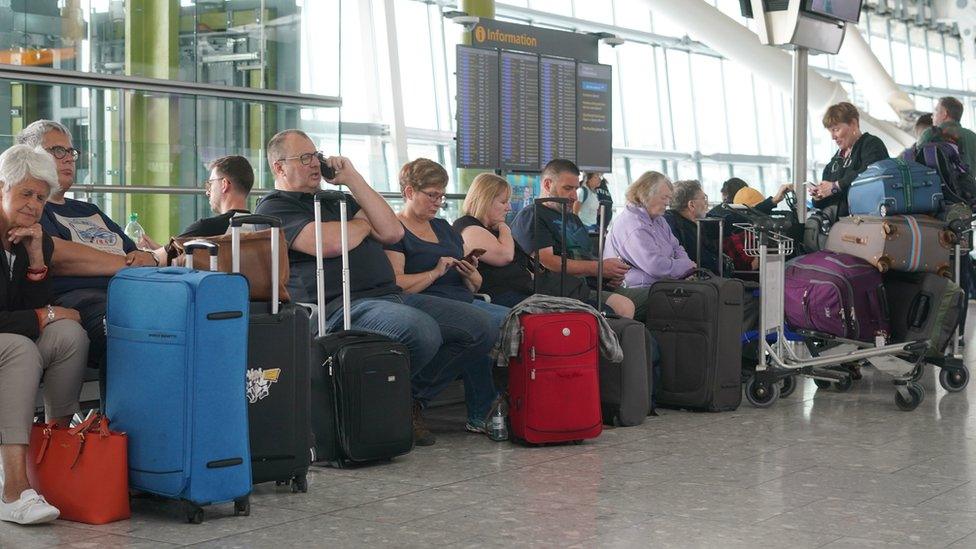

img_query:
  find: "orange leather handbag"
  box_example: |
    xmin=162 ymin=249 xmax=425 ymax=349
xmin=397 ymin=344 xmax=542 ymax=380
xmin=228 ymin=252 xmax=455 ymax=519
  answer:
xmin=26 ymin=413 xmax=130 ymax=524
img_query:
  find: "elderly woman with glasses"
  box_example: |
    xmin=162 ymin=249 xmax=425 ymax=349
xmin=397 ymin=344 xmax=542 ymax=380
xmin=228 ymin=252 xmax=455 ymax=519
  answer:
xmin=383 ymin=158 xmax=507 ymax=435
xmin=605 ymin=171 xmax=696 ymax=288
xmin=0 ymin=145 xmax=89 ymax=525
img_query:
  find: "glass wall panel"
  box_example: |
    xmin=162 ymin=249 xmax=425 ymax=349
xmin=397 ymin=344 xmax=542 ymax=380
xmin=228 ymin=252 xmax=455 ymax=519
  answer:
xmin=665 ymin=50 xmax=696 ymax=152
xmin=691 ymin=54 xmax=729 ymax=154
xmin=618 ymin=44 xmax=663 ymax=150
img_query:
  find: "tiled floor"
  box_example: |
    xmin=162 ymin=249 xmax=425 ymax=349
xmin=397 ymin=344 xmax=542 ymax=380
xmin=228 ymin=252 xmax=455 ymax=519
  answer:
xmin=5 ymin=341 xmax=976 ymax=547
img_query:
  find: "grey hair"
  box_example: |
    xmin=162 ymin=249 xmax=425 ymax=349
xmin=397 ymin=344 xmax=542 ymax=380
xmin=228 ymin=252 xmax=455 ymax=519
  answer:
xmin=0 ymin=144 xmax=60 ymax=195
xmin=670 ymin=180 xmax=704 ymax=212
xmin=15 ymin=119 xmax=71 ymax=148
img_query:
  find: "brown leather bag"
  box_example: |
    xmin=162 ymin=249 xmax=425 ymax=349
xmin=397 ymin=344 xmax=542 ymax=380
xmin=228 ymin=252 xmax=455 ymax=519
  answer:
xmin=174 ymin=226 xmax=290 ymax=302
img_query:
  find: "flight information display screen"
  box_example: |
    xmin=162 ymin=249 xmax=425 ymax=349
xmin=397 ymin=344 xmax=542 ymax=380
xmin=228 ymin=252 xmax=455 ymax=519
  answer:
xmin=804 ymin=0 xmax=863 ymax=23
xmin=455 ymin=30 xmax=611 ymax=173
xmin=576 ymin=63 xmax=613 ymax=172
xmin=499 ymin=51 xmax=541 ymax=171
xmin=456 ymin=46 xmax=499 ymax=169
xmin=539 ymin=56 xmax=577 ymax=170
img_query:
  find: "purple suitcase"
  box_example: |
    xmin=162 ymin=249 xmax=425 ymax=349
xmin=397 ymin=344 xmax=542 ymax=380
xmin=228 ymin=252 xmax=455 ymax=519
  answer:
xmin=785 ymin=251 xmax=890 ymax=342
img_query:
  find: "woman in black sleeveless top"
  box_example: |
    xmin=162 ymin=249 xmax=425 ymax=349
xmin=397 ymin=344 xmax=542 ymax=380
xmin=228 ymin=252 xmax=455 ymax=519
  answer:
xmin=453 ymin=173 xmax=630 ymax=315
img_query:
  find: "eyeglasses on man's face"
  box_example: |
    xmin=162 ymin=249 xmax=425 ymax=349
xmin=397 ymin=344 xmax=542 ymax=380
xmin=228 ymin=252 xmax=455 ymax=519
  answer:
xmin=203 ymin=177 xmax=223 ymax=195
xmin=277 ymin=151 xmax=322 ymax=166
xmin=46 ymin=146 xmax=80 ymax=161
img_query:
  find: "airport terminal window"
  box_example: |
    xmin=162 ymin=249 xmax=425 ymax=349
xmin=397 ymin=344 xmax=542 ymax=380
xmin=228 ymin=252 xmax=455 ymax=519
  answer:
xmin=665 ymin=50 xmax=696 ymax=153
xmin=722 ymin=60 xmax=761 ymax=156
xmin=395 ymin=1 xmax=441 ymax=130
xmin=691 ymin=55 xmax=729 ymax=155
xmin=617 ymin=44 xmax=664 ymax=150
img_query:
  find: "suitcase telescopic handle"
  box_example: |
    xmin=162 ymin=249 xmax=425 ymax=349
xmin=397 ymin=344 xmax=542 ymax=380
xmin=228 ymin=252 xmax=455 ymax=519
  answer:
xmin=229 ymin=214 xmax=283 ymax=314
xmin=230 ymin=214 xmax=281 ymax=228
xmin=314 ymin=190 xmax=346 ymax=204
xmin=184 ymin=239 xmax=218 ymax=271
xmin=312 ymin=189 xmax=351 ymax=334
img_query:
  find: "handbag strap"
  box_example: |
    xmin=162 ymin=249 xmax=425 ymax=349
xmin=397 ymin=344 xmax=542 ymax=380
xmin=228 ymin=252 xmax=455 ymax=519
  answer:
xmin=33 ymin=423 xmax=57 ymax=465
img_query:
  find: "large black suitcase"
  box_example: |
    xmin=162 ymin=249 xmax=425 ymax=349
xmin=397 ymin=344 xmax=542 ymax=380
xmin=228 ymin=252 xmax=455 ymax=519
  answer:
xmin=884 ymin=271 xmax=964 ymax=357
xmin=231 ymin=215 xmax=311 ymax=491
xmin=644 ymin=275 xmax=744 ymax=412
xmin=594 ymin=205 xmax=657 ymax=426
xmin=310 ymin=191 xmax=413 ymax=467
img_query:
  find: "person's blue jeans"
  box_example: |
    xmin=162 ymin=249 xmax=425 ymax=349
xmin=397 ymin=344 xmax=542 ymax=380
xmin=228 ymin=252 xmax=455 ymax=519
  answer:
xmin=470 ymin=299 xmax=511 ymax=328
xmin=325 ymin=293 xmax=498 ymax=422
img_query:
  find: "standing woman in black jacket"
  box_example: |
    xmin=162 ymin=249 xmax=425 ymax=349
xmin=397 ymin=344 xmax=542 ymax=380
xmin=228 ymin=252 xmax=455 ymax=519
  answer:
xmin=809 ymin=102 xmax=889 ymax=217
xmin=0 ymin=144 xmax=88 ymax=525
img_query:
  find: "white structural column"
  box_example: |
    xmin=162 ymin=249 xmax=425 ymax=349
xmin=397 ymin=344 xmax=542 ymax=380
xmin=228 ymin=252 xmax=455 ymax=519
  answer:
xmin=838 ymin=22 xmax=916 ymax=120
xmin=381 ymin=0 xmax=410 ymax=170
xmin=637 ymin=0 xmax=914 ymax=151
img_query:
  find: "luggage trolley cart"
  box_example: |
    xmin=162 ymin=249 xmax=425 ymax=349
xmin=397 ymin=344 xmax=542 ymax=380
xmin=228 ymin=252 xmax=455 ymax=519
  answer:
xmin=729 ymin=205 xmax=931 ymax=411
xmin=932 ymin=215 xmax=975 ymax=392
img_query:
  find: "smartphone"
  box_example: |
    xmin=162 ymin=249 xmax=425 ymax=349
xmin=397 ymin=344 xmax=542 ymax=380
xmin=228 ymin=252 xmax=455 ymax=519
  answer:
xmin=316 ymin=152 xmax=337 ymax=179
xmin=462 ymin=248 xmax=486 ymax=263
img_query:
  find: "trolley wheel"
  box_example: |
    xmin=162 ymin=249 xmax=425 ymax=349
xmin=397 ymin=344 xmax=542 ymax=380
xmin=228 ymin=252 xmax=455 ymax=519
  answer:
xmin=745 ymin=376 xmax=780 ymax=408
xmin=779 ymin=375 xmax=797 ymax=398
xmin=940 ymin=367 xmax=970 ymax=393
xmin=572 ymin=440 xmax=583 ymax=445
xmin=185 ymin=502 xmax=204 ymax=524
xmin=275 ymin=480 xmax=287 ymax=487
xmin=292 ymin=474 xmax=308 ymax=493
xmin=833 ymin=375 xmax=853 ymax=392
xmin=895 ymin=383 xmax=925 ymax=411
xmin=814 ymin=378 xmax=832 ymax=390
xmin=234 ymin=496 xmax=250 ymax=517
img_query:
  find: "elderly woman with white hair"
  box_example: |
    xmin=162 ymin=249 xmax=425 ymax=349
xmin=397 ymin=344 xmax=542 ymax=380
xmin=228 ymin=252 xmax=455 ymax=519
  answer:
xmin=0 ymin=144 xmax=88 ymax=525
xmin=604 ymin=171 xmax=696 ymax=288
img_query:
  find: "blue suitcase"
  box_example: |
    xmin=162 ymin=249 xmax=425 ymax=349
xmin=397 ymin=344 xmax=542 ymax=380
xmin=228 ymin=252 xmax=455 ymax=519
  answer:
xmin=848 ymin=158 xmax=943 ymax=217
xmin=106 ymin=241 xmax=252 ymax=524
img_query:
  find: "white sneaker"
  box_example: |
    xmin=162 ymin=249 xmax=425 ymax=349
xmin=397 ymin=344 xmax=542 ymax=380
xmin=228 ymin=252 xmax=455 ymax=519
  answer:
xmin=0 ymin=489 xmax=60 ymax=525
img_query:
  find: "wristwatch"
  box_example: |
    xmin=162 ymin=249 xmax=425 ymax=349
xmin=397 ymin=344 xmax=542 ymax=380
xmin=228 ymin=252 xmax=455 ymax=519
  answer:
xmin=46 ymin=305 xmax=55 ymax=324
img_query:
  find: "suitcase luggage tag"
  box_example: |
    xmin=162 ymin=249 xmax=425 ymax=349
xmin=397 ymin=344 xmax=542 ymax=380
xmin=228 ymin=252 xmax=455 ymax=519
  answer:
xmin=230 ymin=214 xmax=283 ymax=315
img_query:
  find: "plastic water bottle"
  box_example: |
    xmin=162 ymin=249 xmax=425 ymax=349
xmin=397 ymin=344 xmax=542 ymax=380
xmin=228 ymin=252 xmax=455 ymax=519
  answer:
xmin=124 ymin=213 xmax=145 ymax=243
xmin=488 ymin=396 xmax=509 ymax=442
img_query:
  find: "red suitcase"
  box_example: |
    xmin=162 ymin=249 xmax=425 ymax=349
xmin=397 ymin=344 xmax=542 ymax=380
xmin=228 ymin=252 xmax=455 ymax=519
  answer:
xmin=508 ymin=311 xmax=602 ymax=444
xmin=508 ymin=197 xmax=602 ymax=444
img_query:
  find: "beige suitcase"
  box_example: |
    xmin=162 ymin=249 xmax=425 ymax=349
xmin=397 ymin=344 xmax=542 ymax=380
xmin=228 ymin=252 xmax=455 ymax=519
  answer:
xmin=825 ymin=214 xmax=953 ymax=274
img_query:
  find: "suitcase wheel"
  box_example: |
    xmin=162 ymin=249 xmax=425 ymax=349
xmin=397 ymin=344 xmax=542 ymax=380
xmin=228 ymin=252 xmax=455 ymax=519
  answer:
xmin=291 ymin=475 xmax=308 ymax=493
xmin=572 ymin=440 xmax=583 ymax=445
xmin=184 ymin=502 xmax=204 ymax=524
xmin=940 ymin=366 xmax=969 ymax=393
xmin=877 ymin=257 xmax=891 ymax=273
xmin=234 ymin=496 xmax=250 ymax=517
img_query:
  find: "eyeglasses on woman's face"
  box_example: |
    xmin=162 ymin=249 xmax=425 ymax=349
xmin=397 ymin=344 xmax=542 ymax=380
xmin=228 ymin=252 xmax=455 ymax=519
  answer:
xmin=417 ymin=189 xmax=446 ymax=203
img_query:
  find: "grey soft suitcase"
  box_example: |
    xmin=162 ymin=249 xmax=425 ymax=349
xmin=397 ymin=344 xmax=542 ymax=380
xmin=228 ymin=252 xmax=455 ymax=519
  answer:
xmin=594 ymin=206 xmax=657 ymax=426
xmin=601 ymin=316 xmax=656 ymax=425
xmin=825 ymin=214 xmax=953 ymax=274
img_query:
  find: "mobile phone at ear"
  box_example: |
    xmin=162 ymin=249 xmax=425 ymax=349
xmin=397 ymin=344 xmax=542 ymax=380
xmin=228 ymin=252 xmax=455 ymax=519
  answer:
xmin=462 ymin=248 xmax=487 ymax=263
xmin=317 ymin=152 xmax=337 ymax=179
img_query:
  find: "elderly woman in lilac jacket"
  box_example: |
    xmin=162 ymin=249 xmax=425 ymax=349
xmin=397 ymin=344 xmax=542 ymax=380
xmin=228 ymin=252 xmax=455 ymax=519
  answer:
xmin=604 ymin=171 xmax=696 ymax=288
